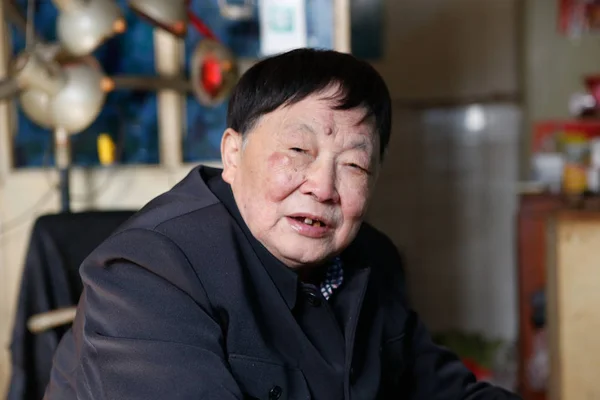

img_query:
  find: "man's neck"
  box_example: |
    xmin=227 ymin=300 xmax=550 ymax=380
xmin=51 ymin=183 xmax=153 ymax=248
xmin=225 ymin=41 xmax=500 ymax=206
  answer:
xmin=297 ymin=265 xmax=327 ymax=285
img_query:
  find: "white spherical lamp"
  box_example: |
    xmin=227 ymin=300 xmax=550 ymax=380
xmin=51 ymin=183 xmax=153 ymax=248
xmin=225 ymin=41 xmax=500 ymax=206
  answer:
xmin=11 ymin=50 xmax=113 ymax=134
xmin=19 ymin=90 xmax=54 ymax=129
xmin=51 ymin=63 xmax=112 ymax=133
xmin=53 ymin=0 xmax=126 ymax=56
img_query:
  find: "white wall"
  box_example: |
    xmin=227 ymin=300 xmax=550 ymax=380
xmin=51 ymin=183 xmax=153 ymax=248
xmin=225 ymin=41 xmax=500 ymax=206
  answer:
xmin=369 ymin=104 xmax=520 ymax=340
xmin=374 ymin=0 xmax=519 ymax=102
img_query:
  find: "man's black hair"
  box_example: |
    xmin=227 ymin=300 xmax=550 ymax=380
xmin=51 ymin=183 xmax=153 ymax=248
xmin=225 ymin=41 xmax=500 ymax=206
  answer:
xmin=226 ymin=48 xmax=392 ymax=160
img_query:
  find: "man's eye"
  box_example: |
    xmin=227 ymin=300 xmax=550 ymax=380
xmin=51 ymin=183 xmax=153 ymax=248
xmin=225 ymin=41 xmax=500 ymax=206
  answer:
xmin=348 ymin=163 xmax=370 ymax=174
xmin=290 ymin=147 xmax=306 ymax=153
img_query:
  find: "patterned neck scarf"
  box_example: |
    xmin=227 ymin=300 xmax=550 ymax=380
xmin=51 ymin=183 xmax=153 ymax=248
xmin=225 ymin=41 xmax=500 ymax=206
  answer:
xmin=319 ymin=256 xmax=344 ymax=300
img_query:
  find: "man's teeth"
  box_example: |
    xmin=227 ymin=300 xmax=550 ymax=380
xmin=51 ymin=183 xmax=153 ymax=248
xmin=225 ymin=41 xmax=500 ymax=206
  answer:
xmin=303 ymin=218 xmax=323 ymax=227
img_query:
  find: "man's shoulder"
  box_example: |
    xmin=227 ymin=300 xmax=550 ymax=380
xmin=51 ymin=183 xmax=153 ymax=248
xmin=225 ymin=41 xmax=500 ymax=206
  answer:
xmin=87 ymin=166 xmax=236 ymax=265
xmin=115 ymin=166 xmax=223 ymax=234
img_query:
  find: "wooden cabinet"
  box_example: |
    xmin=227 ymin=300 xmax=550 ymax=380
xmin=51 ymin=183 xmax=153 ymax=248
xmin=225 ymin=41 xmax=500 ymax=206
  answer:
xmin=546 ymin=210 xmax=600 ymax=400
xmin=518 ymin=194 xmax=600 ymax=400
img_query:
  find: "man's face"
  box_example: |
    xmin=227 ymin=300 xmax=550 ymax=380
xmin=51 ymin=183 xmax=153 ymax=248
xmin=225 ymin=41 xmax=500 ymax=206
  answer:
xmin=221 ymin=87 xmax=381 ymax=268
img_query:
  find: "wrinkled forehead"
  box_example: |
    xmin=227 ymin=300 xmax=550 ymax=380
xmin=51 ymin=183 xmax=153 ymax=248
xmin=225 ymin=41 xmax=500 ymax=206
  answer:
xmin=278 ymin=94 xmax=376 ymax=137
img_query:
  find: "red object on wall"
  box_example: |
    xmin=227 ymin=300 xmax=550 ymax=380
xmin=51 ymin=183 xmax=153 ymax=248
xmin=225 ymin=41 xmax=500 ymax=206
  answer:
xmin=531 ymin=119 xmax=600 ymax=152
xmin=187 ymin=9 xmax=218 ymax=41
xmin=200 ymin=55 xmax=223 ymax=97
xmin=584 ymin=75 xmax=600 ymax=104
xmin=558 ymin=0 xmax=600 ymax=35
xmin=559 ymin=0 xmax=576 ymax=33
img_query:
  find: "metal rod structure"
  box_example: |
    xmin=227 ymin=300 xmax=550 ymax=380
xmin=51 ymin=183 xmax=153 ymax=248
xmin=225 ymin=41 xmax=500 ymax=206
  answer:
xmin=111 ymin=75 xmax=192 ymax=93
xmin=58 ymin=165 xmax=70 ymax=212
xmin=3 ymin=0 xmax=45 ymax=44
xmin=54 ymin=126 xmax=71 ymax=212
xmin=0 ymin=0 xmax=14 ymax=176
xmin=0 ymin=74 xmax=193 ymax=101
xmin=0 ymin=78 xmax=19 ymax=99
xmin=27 ymin=306 xmax=77 ymax=333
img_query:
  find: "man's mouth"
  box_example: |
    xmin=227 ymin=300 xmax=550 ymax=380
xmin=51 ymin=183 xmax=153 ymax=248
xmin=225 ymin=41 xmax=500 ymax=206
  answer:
xmin=291 ymin=216 xmax=327 ymax=228
xmin=286 ymin=214 xmax=333 ymax=238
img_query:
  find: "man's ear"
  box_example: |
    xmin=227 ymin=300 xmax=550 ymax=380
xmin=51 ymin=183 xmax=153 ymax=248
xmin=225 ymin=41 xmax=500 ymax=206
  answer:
xmin=221 ymin=128 xmax=243 ymax=184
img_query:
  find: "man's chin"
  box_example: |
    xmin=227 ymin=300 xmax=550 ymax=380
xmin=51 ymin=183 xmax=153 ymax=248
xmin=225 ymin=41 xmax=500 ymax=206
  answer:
xmin=275 ymin=246 xmax=333 ymax=269
xmin=264 ymin=230 xmax=338 ymax=266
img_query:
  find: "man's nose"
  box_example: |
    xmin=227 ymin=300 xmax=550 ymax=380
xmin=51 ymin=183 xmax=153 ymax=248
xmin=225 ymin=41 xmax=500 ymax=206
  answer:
xmin=301 ymin=161 xmax=340 ymax=203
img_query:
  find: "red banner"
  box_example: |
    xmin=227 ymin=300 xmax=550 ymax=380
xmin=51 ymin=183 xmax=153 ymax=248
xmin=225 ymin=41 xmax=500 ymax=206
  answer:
xmin=559 ymin=0 xmax=600 ymax=36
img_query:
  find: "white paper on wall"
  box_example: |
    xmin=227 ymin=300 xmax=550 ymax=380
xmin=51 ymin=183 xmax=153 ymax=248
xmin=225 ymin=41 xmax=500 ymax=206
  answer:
xmin=259 ymin=0 xmax=307 ymax=56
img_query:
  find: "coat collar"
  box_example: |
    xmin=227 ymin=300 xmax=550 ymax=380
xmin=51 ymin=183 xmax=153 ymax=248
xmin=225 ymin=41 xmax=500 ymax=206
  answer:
xmin=201 ymin=166 xmax=300 ymax=309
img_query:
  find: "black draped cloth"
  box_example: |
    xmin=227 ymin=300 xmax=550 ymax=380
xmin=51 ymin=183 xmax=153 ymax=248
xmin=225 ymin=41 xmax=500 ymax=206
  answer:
xmin=8 ymin=211 xmax=135 ymax=400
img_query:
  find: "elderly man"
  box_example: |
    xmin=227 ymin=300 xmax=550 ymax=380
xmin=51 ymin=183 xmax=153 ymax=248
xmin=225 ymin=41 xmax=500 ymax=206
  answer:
xmin=45 ymin=49 xmax=519 ymax=399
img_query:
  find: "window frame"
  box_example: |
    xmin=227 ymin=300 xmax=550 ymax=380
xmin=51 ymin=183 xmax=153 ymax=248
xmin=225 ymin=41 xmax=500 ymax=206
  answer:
xmin=0 ymin=0 xmax=350 ymax=175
